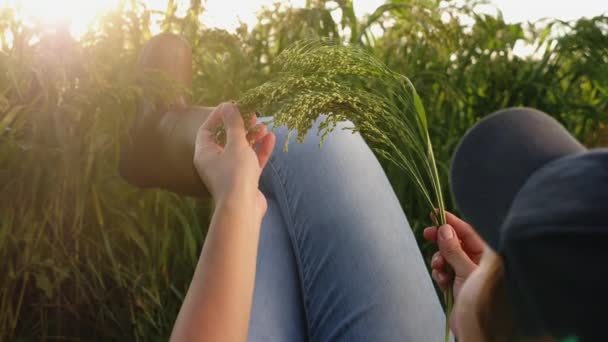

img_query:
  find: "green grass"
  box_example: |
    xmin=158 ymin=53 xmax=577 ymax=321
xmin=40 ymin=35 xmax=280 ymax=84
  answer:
xmin=0 ymin=0 xmax=606 ymax=340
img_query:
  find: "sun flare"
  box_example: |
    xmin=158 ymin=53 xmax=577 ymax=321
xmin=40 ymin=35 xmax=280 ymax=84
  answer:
xmin=7 ymin=0 xmax=606 ymax=41
xmin=5 ymin=0 xmax=120 ymax=37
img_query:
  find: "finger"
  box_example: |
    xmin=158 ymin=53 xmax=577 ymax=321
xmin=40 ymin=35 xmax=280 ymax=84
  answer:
xmin=432 ymin=269 xmax=449 ymax=291
xmin=247 ymin=123 xmax=268 ymax=143
xmin=223 ymin=103 xmax=247 ymax=146
xmin=437 ymin=224 xmax=477 ymax=277
xmin=256 ymin=132 xmax=276 ymax=169
xmin=431 ymin=252 xmax=445 ymax=270
xmin=429 ymin=210 xmax=439 ymax=225
xmin=247 ymin=112 xmax=257 ymax=130
xmin=201 ymin=103 xmax=226 ymax=131
xmin=445 ymin=211 xmax=486 ymax=256
xmin=196 ymin=104 xmax=226 ymax=151
xmin=423 ymin=226 xmax=438 ymax=242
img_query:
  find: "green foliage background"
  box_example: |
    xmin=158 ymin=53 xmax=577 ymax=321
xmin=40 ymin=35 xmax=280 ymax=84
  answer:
xmin=0 ymin=0 xmax=606 ymax=340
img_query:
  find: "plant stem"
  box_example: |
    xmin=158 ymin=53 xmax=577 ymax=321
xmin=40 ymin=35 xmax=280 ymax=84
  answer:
xmin=444 ymin=286 xmax=453 ymax=342
xmin=426 ymin=135 xmax=452 ymax=342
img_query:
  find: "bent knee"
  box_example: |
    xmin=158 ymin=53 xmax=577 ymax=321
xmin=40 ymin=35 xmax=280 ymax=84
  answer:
xmin=279 ymin=117 xmax=378 ymax=170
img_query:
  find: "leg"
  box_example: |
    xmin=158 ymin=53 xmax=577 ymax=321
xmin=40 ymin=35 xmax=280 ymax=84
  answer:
xmin=247 ymin=198 xmax=308 ymax=342
xmin=247 ymin=117 xmax=311 ymax=341
xmin=119 ymin=33 xmax=212 ymax=196
xmin=261 ymin=117 xmax=446 ymax=341
xmin=124 ymin=34 xmax=445 ymax=341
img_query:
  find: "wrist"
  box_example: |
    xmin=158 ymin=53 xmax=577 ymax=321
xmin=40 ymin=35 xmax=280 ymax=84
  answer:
xmin=216 ymin=186 xmax=256 ymax=204
xmin=215 ymin=189 xmax=260 ymax=217
xmin=213 ymin=191 xmax=264 ymax=235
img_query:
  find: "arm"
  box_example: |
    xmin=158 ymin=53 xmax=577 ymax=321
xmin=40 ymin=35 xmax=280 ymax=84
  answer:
xmin=170 ymin=102 xmax=276 ymax=342
xmin=170 ymin=196 xmax=260 ymax=342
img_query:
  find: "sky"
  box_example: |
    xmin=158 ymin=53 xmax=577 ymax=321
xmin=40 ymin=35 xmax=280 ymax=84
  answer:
xmin=4 ymin=0 xmax=607 ymax=36
xmin=200 ymin=0 xmax=607 ymax=32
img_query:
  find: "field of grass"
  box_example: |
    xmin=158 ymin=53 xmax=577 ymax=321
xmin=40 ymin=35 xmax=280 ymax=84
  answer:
xmin=0 ymin=0 xmax=606 ymax=340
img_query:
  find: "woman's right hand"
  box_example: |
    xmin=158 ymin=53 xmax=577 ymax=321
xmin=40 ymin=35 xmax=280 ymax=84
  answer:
xmin=423 ymin=211 xmax=486 ymax=300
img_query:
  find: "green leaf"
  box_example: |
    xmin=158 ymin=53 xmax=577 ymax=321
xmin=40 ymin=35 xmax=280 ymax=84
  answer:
xmin=34 ymin=273 xmax=53 ymax=299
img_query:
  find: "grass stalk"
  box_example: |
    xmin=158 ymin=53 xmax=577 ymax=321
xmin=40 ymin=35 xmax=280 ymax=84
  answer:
xmin=239 ymin=40 xmax=455 ymax=340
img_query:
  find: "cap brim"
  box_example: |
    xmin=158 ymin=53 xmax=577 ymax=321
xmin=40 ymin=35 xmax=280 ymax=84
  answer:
xmin=449 ymin=108 xmax=586 ymax=249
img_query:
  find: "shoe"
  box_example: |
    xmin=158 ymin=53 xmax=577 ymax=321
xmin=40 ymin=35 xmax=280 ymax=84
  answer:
xmin=119 ymin=33 xmax=193 ymax=189
xmin=136 ymin=32 xmax=192 ymax=111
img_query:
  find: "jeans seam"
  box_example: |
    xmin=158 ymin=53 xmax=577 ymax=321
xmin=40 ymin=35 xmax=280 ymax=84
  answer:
xmin=267 ymin=156 xmax=314 ymax=341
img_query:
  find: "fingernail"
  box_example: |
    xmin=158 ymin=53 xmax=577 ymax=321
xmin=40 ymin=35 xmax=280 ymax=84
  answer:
xmin=439 ymin=225 xmax=454 ymax=240
xmin=437 ymin=272 xmax=445 ymax=282
xmin=430 ymin=210 xmax=439 ymax=223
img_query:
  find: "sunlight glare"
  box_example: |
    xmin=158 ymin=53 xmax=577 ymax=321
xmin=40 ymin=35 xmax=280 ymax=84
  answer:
xmin=6 ymin=0 xmax=120 ymax=37
xmin=4 ymin=0 xmax=606 ymax=41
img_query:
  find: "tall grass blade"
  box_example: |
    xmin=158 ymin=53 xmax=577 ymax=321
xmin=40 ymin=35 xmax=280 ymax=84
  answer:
xmin=238 ymin=40 xmax=453 ymax=339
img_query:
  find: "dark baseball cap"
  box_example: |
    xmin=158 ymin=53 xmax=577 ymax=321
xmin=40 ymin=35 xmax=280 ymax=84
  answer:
xmin=450 ymin=107 xmax=608 ymax=341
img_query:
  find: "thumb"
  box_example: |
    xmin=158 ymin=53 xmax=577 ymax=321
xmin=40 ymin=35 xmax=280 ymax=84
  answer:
xmin=223 ymin=103 xmax=247 ymax=145
xmin=437 ymin=224 xmax=477 ymax=277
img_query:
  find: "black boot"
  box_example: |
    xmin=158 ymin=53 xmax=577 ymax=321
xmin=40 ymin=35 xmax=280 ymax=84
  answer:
xmin=119 ymin=33 xmax=196 ymax=191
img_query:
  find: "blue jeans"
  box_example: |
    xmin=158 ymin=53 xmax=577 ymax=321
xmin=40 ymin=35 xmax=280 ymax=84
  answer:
xmin=249 ymin=117 xmax=447 ymax=341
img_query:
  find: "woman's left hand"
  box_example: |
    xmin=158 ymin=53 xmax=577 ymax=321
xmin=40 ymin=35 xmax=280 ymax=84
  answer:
xmin=194 ymin=102 xmax=275 ymax=221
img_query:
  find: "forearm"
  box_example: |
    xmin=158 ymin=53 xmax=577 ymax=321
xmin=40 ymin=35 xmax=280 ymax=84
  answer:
xmin=170 ymin=193 xmax=261 ymax=342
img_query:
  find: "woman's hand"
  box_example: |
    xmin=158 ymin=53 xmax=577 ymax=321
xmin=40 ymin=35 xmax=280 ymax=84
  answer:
xmin=423 ymin=211 xmax=486 ymax=299
xmin=194 ymin=102 xmax=275 ymax=220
